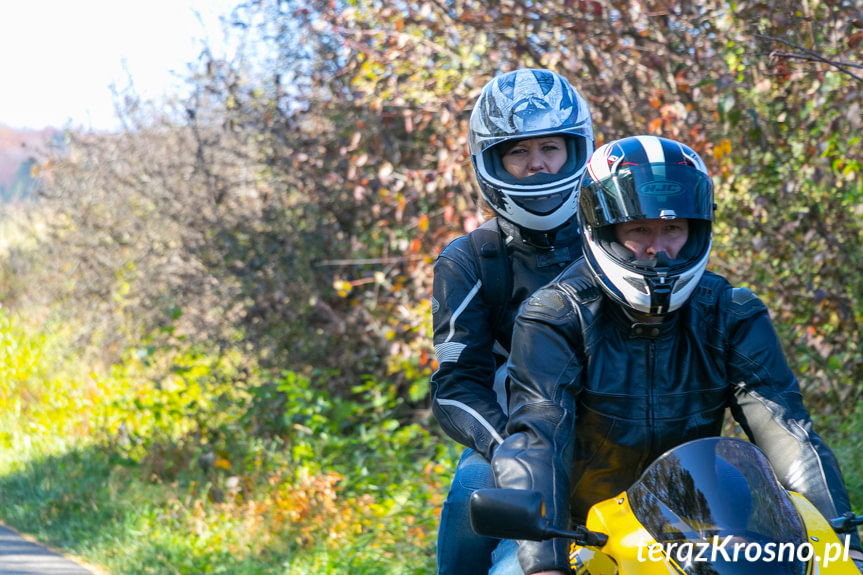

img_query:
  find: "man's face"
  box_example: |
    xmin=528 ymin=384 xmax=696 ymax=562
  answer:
xmin=614 ymin=218 xmax=689 ymax=260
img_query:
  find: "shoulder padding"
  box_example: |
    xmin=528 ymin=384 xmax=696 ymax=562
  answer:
xmin=727 ymin=287 xmax=767 ymax=317
xmin=566 ymin=276 xmax=601 ymax=303
xmin=522 ymin=288 xmax=571 ymax=321
xmin=435 ymin=234 xmax=474 ymax=267
xmin=555 ymin=259 xmax=601 ymax=303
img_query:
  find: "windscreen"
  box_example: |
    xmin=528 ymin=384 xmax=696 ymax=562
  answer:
xmin=627 ymin=438 xmax=808 ymax=575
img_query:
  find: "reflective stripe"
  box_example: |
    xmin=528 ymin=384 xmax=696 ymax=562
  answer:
xmin=445 ymin=279 xmax=483 ymax=343
xmin=436 ymin=398 xmax=505 ymax=445
xmin=434 ymin=341 xmax=467 ymax=364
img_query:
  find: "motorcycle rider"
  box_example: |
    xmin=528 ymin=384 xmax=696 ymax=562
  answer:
xmin=431 ymin=68 xmax=594 ymax=574
xmin=488 ymin=135 xmax=863 ymax=574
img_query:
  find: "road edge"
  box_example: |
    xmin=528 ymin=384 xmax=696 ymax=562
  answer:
xmin=0 ymin=523 xmax=112 ymax=575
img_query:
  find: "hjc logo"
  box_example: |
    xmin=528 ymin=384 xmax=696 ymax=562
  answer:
xmin=642 ymin=181 xmax=684 ymax=196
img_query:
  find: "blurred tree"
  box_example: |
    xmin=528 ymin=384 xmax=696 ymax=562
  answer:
xmin=0 ymin=160 xmax=37 ymax=202
xmin=23 ymin=0 xmax=862 ymax=413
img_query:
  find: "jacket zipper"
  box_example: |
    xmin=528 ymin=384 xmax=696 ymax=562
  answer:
xmin=647 ymin=338 xmax=657 ymax=458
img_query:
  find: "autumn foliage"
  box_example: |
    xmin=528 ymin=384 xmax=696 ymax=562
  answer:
xmin=1 ymin=0 xmax=862 ymax=572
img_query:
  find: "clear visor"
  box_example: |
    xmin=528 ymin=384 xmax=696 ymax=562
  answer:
xmin=469 ymin=122 xmax=593 ymax=156
xmin=580 ymin=163 xmax=714 ymax=229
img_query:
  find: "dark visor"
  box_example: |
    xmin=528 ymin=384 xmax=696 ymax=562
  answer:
xmin=580 ymin=163 xmax=714 ymax=228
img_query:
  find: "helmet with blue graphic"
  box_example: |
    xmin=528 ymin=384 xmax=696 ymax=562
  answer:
xmin=578 ymin=135 xmax=715 ymax=315
xmin=469 ymin=69 xmax=594 ymax=232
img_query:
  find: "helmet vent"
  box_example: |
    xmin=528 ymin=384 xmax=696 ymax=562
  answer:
xmin=624 ymin=275 xmax=649 ymax=294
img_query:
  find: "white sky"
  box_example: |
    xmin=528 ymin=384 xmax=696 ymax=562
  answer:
xmin=0 ymin=1 xmax=238 ymax=131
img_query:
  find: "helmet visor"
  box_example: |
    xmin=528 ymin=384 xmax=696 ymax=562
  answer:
xmin=580 ymin=163 xmax=714 ymax=229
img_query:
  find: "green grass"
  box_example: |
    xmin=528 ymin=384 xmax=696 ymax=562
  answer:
xmin=2 ymin=305 xmax=860 ymax=574
xmin=0 ymin=307 xmax=456 ymax=574
xmin=0 ymin=415 xmax=454 ymax=575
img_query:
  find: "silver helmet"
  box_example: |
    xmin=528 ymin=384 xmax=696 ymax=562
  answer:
xmin=578 ymin=135 xmax=715 ymax=315
xmin=469 ymin=69 xmax=594 ymax=232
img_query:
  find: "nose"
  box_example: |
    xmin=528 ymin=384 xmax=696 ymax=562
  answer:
xmin=527 ymin=150 xmax=546 ymax=173
xmin=645 ymin=233 xmax=664 ymax=257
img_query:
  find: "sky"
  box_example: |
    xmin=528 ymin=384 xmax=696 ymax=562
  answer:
xmin=0 ymin=1 xmax=238 ymax=131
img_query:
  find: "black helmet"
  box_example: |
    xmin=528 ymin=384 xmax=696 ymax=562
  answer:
xmin=578 ymin=135 xmax=714 ymax=315
xmin=468 ymin=69 xmax=594 ymax=232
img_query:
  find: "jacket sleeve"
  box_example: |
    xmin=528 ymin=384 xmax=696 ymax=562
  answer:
xmin=492 ymin=286 xmax=584 ymax=573
xmin=724 ymin=287 xmax=862 ymax=550
xmin=430 ymin=237 xmax=508 ymax=461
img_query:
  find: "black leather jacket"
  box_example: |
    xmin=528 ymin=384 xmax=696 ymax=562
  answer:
xmin=494 ymin=259 xmax=860 ymax=573
xmin=431 ymin=218 xmax=582 ymax=461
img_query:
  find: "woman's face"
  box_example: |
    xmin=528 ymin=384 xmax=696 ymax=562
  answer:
xmin=500 ymin=136 xmax=567 ymax=178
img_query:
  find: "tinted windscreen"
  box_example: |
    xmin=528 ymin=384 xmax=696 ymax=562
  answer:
xmin=627 ymin=438 xmax=807 ymax=575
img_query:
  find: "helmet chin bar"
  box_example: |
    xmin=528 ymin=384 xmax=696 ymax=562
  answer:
xmin=584 ymin=230 xmax=711 ymax=316
xmin=645 ymin=276 xmax=673 ymax=315
xmin=481 ymin=185 xmax=579 ymax=232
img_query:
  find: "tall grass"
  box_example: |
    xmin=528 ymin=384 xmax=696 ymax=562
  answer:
xmin=0 ymin=307 xmax=457 ymax=574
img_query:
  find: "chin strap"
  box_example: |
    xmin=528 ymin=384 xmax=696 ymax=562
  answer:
xmin=620 ymin=306 xmax=672 ymax=327
xmin=521 ymin=228 xmax=558 ymax=248
xmin=499 ymin=218 xmax=577 ymax=250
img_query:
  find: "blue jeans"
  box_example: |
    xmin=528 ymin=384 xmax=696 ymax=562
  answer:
xmin=489 ymin=539 xmax=522 ymax=575
xmin=437 ymin=448 xmax=499 ymax=574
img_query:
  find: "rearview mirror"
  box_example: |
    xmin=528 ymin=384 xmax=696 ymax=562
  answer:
xmin=470 ymin=488 xmax=609 ymax=547
xmin=469 ymin=488 xmax=549 ymax=541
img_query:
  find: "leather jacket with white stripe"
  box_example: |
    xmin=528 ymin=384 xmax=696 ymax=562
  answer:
xmin=430 ymin=217 xmax=582 ymax=461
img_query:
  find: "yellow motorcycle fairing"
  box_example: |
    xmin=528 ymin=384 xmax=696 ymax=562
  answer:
xmin=567 ymin=437 xmax=856 ymax=575
xmin=569 ymin=491 xmax=666 ymax=575
xmin=787 ymin=491 xmax=859 ymax=575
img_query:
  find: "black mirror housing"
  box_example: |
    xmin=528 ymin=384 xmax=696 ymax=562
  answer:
xmin=469 ymin=488 xmax=550 ymax=541
xmin=469 ymin=488 xmax=609 ymax=547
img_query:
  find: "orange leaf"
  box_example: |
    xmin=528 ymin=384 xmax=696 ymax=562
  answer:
xmin=444 ymin=205 xmax=454 ymax=223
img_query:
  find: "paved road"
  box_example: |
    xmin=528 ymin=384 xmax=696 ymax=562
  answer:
xmin=0 ymin=525 xmax=95 ymax=575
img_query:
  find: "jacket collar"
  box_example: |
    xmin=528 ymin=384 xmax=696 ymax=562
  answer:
xmin=608 ymin=302 xmax=680 ymax=338
xmin=498 ymin=217 xmax=581 ymax=252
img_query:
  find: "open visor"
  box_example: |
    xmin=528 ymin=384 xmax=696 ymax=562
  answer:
xmin=580 ymin=163 xmax=714 ymax=228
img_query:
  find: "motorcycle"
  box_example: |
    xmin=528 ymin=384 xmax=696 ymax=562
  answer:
xmin=470 ymin=437 xmax=863 ymax=574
